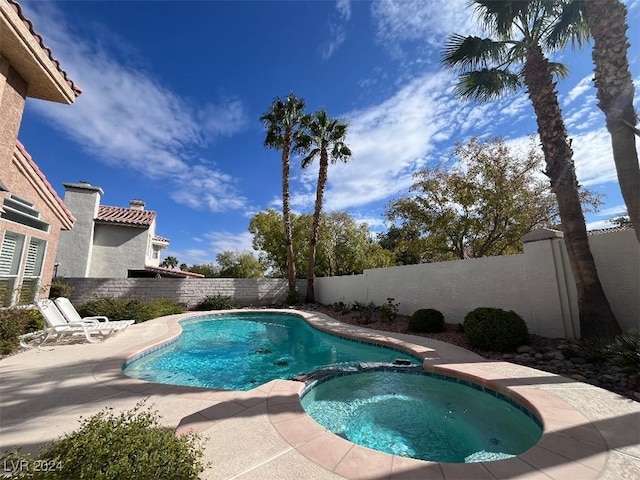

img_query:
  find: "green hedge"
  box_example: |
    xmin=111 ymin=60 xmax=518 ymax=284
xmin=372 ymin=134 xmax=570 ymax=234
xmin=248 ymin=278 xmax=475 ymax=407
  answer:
xmin=463 ymin=307 xmax=529 ymax=352
xmin=408 ymin=309 xmax=444 ymax=333
xmin=77 ymin=297 xmax=185 ymax=323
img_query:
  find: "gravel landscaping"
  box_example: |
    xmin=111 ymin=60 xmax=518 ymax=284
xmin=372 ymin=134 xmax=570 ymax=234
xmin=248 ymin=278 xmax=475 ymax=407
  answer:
xmin=310 ymin=305 xmax=640 ymax=402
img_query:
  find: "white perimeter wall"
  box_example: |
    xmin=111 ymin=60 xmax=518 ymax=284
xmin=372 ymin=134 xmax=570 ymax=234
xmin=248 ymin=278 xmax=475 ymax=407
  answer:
xmin=316 ymin=229 xmax=639 ymax=338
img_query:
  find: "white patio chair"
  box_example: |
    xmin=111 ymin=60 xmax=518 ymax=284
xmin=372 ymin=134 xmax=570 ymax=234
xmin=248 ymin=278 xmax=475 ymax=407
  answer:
xmin=54 ymin=297 xmax=135 ymax=332
xmin=34 ymin=299 xmax=118 ymax=345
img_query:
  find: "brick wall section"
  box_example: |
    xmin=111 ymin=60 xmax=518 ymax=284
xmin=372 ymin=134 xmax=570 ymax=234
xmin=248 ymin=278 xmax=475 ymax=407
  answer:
xmin=62 ymin=277 xmax=307 ymax=308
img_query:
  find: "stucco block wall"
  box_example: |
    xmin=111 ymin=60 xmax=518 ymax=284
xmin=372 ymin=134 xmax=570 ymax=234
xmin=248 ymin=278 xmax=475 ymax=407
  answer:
xmin=61 ymin=278 xmax=307 ymax=308
xmin=316 ymin=230 xmax=639 ymax=338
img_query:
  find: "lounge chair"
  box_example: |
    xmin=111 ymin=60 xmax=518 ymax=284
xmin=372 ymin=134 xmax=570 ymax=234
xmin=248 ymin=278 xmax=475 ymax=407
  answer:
xmin=54 ymin=297 xmax=135 ymax=332
xmin=34 ymin=299 xmax=118 ymax=345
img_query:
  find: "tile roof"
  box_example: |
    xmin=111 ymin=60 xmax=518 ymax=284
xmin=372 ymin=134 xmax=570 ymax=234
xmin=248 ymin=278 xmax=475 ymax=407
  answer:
xmin=142 ymin=265 xmax=205 ymax=278
xmin=153 ymin=235 xmax=170 ymax=243
xmin=15 ymin=140 xmax=75 ymax=226
xmin=7 ymin=0 xmax=82 ymax=97
xmin=96 ymin=205 xmax=156 ymax=227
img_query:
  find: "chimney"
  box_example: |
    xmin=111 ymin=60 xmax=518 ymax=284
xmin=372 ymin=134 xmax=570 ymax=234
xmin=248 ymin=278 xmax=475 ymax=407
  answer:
xmin=129 ymin=199 xmax=145 ymax=210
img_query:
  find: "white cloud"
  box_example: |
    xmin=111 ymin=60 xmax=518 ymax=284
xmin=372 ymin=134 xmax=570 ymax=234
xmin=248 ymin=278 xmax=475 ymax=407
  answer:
xmin=203 ymin=231 xmax=256 ymax=256
xmin=572 ymin=128 xmax=622 ymax=186
xmin=371 ymin=0 xmax=482 ymax=56
xmin=563 ymin=75 xmax=593 ymax=106
xmin=337 ymin=0 xmax=351 ymax=20
xmin=322 ymin=0 xmax=352 ymax=59
xmin=21 ymin=2 xmax=248 ymax=213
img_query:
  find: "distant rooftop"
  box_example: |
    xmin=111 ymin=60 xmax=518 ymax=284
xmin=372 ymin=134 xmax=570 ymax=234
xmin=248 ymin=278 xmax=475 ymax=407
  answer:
xmin=96 ymin=205 xmax=156 ymax=227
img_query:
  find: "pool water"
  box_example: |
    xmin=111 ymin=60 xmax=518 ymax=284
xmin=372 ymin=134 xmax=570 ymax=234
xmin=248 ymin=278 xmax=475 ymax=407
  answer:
xmin=301 ymin=371 xmax=542 ymax=463
xmin=123 ymin=313 xmax=420 ymax=390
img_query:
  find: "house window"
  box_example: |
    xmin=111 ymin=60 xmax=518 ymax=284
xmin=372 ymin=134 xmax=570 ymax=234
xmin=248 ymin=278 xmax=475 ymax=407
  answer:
xmin=0 ymin=231 xmax=25 ymax=307
xmin=0 ymin=231 xmax=47 ymax=307
xmin=1 ymin=195 xmax=50 ymax=232
xmin=19 ymin=237 xmax=47 ymax=305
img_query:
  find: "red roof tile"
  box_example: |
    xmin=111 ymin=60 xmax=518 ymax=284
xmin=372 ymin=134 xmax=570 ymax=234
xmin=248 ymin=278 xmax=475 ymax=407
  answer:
xmin=143 ymin=265 xmax=204 ymax=278
xmin=7 ymin=0 xmax=82 ymax=97
xmin=97 ymin=205 xmax=156 ymax=227
xmin=153 ymin=235 xmax=170 ymax=243
xmin=15 ymin=140 xmax=75 ymax=226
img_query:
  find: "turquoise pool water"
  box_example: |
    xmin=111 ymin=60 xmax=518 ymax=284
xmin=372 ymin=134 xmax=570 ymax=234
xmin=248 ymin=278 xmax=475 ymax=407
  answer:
xmin=301 ymin=370 xmax=542 ymax=463
xmin=123 ymin=313 xmax=420 ymax=390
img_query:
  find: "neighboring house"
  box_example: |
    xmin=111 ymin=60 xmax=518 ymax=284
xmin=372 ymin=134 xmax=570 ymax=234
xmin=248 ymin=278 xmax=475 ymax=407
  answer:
xmin=0 ymin=0 xmax=81 ymax=306
xmin=56 ymin=182 xmax=196 ymax=278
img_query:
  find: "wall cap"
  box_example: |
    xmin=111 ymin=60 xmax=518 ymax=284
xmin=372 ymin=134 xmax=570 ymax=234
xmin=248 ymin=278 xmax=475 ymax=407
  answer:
xmin=522 ymin=228 xmax=564 ymax=243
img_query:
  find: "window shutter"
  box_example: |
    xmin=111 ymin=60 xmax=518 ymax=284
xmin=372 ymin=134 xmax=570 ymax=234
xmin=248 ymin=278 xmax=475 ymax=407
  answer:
xmin=0 ymin=232 xmax=18 ymax=276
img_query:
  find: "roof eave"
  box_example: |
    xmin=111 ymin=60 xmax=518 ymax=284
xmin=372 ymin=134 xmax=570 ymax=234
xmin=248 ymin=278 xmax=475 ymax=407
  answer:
xmin=1 ymin=1 xmax=81 ymax=103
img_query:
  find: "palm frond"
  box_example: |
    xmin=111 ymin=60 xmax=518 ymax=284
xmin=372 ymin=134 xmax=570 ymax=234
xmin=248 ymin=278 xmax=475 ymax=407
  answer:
xmin=301 ymin=148 xmax=321 ymax=168
xmin=548 ymin=61 xmax=570 ymax=80
xmin=453 ymin=68 xmax=521 ymax=102
xmin=474 ymin=0 xmax=532 ymax=37
xmin=545 ymin=0 xmax=589 ymax=51
xmin=442 ymin=34 xmax=509 ymax=70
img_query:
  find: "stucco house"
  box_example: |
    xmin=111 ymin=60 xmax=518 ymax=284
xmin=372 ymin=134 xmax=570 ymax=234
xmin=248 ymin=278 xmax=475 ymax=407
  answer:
xmin=0 ymin=0 xmax=81 ymax=306
xmin=55 ymin=182 xmax=196 ymax=278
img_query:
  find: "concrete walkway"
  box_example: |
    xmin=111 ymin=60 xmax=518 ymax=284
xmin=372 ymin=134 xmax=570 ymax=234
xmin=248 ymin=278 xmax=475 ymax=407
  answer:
xmin=1 ymin=309 xmax=639 ymax=479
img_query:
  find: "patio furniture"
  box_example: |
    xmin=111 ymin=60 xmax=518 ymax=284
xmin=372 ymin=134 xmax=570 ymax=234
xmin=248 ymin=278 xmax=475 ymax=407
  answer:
xmin=33 ymin=299 xmax=118 ymax=345
xmin=54 ymin=297 xmax=135 ymax=332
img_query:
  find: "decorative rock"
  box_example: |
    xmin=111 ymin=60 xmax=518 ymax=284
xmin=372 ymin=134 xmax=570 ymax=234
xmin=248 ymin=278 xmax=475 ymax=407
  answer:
xmin=534 ymin=353 xmax=543 ymax=360
xmin=517 ymin=346 xmax=534 ymax=354
xmin=571 ymin=357 xmax=586 ymax=365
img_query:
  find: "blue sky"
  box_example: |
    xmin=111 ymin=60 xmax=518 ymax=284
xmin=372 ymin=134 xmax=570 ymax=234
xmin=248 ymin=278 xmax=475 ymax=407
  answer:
xmin=18 ymin=0 xmax=640 ymax=266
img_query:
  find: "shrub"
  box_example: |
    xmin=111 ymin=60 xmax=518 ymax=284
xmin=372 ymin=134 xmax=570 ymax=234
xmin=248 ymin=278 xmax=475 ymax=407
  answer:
xmin=463 ymin=307 xmax=529 ymax=352
xmin=358 ymin=301 xmax=377 ymax=325
xmin=194 ymin=295 xmax=236 ymax=311
xmin=78 ymin=297 xmax=185 ymax=323
xmin=47 ymin=281 xmax=73 ymax=299
xmin=0 ymin=308 xmax=31 ymax=354
xmin=4 ymin=403 xmax=206 ymax=480
xmin=604 ymin=329 xmax=640 ymax=375
xmin=285 ymin=290 xmax=301 ymax=306
xmin=379 ymin=298 xmax=399 ymax=323
xmin=409 ymin=308 xmax=444 ymax=333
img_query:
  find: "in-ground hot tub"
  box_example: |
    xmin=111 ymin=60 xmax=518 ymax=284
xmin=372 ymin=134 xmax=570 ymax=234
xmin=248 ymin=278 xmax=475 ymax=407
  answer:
xmin=301 ymin=368 xmax=543 ymax=463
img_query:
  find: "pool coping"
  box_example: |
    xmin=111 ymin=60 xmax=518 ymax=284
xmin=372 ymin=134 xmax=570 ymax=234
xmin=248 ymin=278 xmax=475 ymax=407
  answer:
xmin=94 ymin=308 xmax=613 ymax=480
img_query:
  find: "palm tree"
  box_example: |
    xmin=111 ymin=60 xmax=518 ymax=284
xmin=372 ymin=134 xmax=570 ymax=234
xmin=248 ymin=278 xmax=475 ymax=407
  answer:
xmin=299 ymin=110 xmax=352 ymax=303
xmin=442 ymin=0 xmax=621 ymax=346
xmin=554 ymin=0 xmax=639 ymax=242
xmin=260 ymin=94 xmax=308 ymax=298
xmin=160 ymin=255 xmax=178 ymax=269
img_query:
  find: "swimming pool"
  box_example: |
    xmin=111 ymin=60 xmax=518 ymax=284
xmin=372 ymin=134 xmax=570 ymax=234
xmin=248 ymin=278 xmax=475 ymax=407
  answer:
xmin=123 ymin=312 xmax=420 ymax=390
xmin=301 ymin=369 xmax=543 ymax=463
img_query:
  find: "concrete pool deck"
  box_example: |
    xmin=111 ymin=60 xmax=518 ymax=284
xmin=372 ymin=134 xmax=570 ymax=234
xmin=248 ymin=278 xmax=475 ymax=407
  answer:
xmin=1 ymin=308 xmax=639 ymax=479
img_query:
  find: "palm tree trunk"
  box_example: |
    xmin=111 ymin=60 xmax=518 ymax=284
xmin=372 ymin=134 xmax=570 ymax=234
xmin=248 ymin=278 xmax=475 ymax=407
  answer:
xmin=585 ymin=0 xmax=640 ymax=243
xmin=281 ymin=131 xmax=297 ymax=294
xmin=523 ymin=43 xmax=622 ymax=346
xmin=306 ymin=151 xmax=329 ymax=303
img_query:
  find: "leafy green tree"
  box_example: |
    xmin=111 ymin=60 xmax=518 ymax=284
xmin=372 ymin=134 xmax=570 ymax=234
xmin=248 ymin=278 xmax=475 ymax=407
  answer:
xmin=184 ymin=263 xmax=220 ymax=278
xmin=553 ymin=0 xmax=639 ymax=242
xmin=442 ymin=0 xmax=620 ymax=345
xmin=299 ymin=110 xmax=352 ymax=302
xmin=377 ymin=225 xmax=423 ymax=265
xmin=249 ymin=209 xmax=391 ymax=278
xmin=387 ymin=137 xmax=601 ymax=261
xmin=610 ymin=216 xmax=632 ymax=228
xmin=159 ymin=255 xmax=179 ymax=269
xmin=216 ymin=251 xmax=266 ymax=278
xmin=260 ymin=94 xmax=308 ymax=295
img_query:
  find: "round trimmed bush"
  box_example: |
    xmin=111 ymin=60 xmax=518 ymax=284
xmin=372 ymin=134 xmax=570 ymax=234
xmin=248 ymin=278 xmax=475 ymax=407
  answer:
xmin=409 ymin=309 xmax=444 ymax=333
xmin=463 ymin=307 xmax=529 ymax=352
